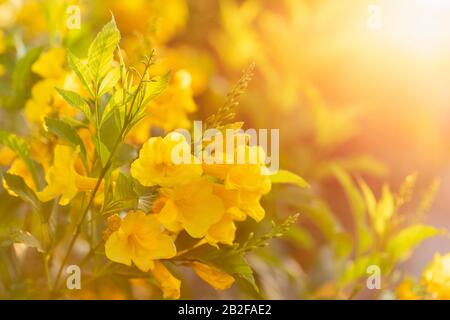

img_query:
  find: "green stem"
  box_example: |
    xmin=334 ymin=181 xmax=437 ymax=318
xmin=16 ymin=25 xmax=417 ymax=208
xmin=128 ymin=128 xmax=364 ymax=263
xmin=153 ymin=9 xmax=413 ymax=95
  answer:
xmin=50 ymin=57 xmax=153 ymax=297
xmin=50 ymin=129 xmax=124 ymax=296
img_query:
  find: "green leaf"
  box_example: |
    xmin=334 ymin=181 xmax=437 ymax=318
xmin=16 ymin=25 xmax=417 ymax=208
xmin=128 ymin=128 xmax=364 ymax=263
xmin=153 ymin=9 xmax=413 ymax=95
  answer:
xmin=333 ymin=166 xmax=372 ymax=255
xmin=191 ymin=247 xmax=259 ymax=293
xmin=44 ymin=117 xmax=88 ymax=168
xmin=386 ymin=225 xmax=441 ymax=263
xmin=55 ymin=88 xmax=92 ymax=120
xmin=331 ymin=232 xmax=353 ymax=259
xmin=92 ymin=135 xmax=111 ymax=167
xmin=0 ymin=131 xmax=39 ymax=189
xmin=213 ymin=250 xmax=259 ymax=293
xmin=88 ymin=17 xmax=121 ymax=85
xmin=112 ymin=143 xmax=137 ymax=169
xmin=315 ymin=155 xmax=388 ymax=180
xmin=9 ymin=229 xmax=43 ymax=253
xmin=5 ymin=47 xmax=42 ymax=110
xmin=68 ymin=50 xmax=94 ymax=97
xmin=99 ymin=111 xmax=122 ymax=150
xmin=285 ymin=226 xmax=315 ymax=250
xmin=98 ymin=67 xmax=120 ymax=96
xmin=340 ymin=255 xmax=381 ymax=285
xmin=2 ymin=173 xmax=39 ymax=211
xmin=141 ymin=72 xmax=171 ymax=106
xmin=269 ymin=169 xmax=309 ymax=188
xmin=293 ymin=197 xmax=341 ymax=241
xmin=114 ymin=172 xmax=137 ymax=201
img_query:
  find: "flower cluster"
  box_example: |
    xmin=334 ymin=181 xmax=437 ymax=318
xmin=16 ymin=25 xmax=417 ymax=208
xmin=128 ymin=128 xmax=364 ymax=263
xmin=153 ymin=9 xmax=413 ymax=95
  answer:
xmin=397 ymin=253 xmax=450 ymax=300
xmin=103 ymin=130 xmax=273 ymax=298
xmin=0 ymin=12 xmax=303 ymax=300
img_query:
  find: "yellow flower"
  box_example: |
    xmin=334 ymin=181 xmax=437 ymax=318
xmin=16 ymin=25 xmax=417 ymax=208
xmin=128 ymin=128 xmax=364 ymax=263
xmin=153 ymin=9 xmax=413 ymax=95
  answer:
xmin=396 ymin=278 xmax=421 ymax=300
xmin=31 ymin=47 xmax=66 ymax=79
xmin=422 ymin=253 xmax=450 ymax=299
xmin=24 ymin=75 xmax=79 ymax=125
xmin=226 ymin=163 xmax=271 ymax=194
xmin=0 ymin=146 xmax=17 ymax=167
xmin=103 ymin=214 xmax=123 ymax=242
xmin=191 ymin=261 xmax=235 ymax=290
xmin=37 ymin=145 xmax=98 ymax=205
xmin=204 ymin=142 xmax=271 ymax=193
xmin=16 ymin=0 xmax=47 ymax=38
xmin=0 ymin=30 xmax=5 ymax=54
xmin=24 ymin=48 xmax=81 ymax=126
xmin=151 ymin=261 xmax=181 ymax=299
xmin=131 ymin=132 xmax=202 ymax=187
xmin=206 ymin=214 xmax=237 ymax=246
xmin=3 ymin=158 xmax=37 ymax=196
xmin=105 ymin=211 xmax=176 ymax=272
xmin=203 ymin=142 xmax=271 ymax=223
xmin=24 ymin=79 xmax=55 ymax=124
xmin=153 ymin=178 xmax=225 ymax=238
xmin=151 ymin=0 xmax=188 ymax=44
xmin=2 ymin=139 xmax=54 ymax=196
xmin=207 ymin=184 xmax=265 ymax=245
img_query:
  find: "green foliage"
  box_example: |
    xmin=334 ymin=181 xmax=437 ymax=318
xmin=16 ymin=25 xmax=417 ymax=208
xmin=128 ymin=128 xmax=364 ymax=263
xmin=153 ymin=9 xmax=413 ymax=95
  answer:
xmin=102 ymin=172 xmax=139 ymax=215
xmin=386 ymin=224 xmax=442 ymax=263
xmin=1 ymin=173 xmax=39 ymax=211
xmin=177 ymin=214 xmax=300 ymax=296
xmin=68 ymin=51 xmax=94 ymax=98
xmin=55 ymin=88 xmax=92 ymax=121
xmin=269 ymin=169 xmax=309 ymax=188
xmin=87 ymin=17 xmax=121 ymax=86
xmin=3 ymin=47 xmax=42 ymax=110
xmin=44 ymin=117 xmax=88 ymax=163
xmin=333 ymin=169 xmax=443 ymax=289
xmin=333 ymin=166 xmax=373 ymax=255
xmin=0 ymin=131 xmax=39 ymax=189
xmin=0 ymin=229 xmax=43 ymax=253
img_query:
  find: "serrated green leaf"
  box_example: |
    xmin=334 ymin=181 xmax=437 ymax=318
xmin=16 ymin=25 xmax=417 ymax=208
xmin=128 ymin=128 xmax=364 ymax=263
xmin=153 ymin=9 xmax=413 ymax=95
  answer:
xmin=0 ymin=131 xmax=39 ymax=189
xmin=98 ymin=67 xmax=120 ymax=96
xmin=2 ymin=173 xmax=39 ymax=211
xmin=269 ymin=169 xmax=309 ymax=188
xmin=55 ymin=87 xmax=91 ymax=120
xmin=68 ymin=50 xmax=94 ymax=97
xmin=141 ymin=72 xmax=171 ymax=106
xmin=112 ymin=144 xmax=137 ymax=169
xmin=88 ymin=17 xmax=121 ymax=85
xmin=44 ymin=118 xmax=88 ymax=169
xmin=114 ymin=172 xmax=137 ymax=201
xmin=102 ymin=199 xmax=137 ymax=216
xmin=9 ymin=229 xmax=43 ymax=253
xmin=92 ymin=135 xmax=111 ymax=167
xmin=386 ymin=225 xmax=441 ymax=263
xmin=333 ymin=166 xmax=372 ymax=255
xmin=215 ymin=251 xmax=258 ymax=292
xmin=5 ymin=47 xmax=42 ymax=110
xmin=197 ymin=248 xmax=259 ymax=293
xmin=340 ymin=255 xmax=381 ymax=285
